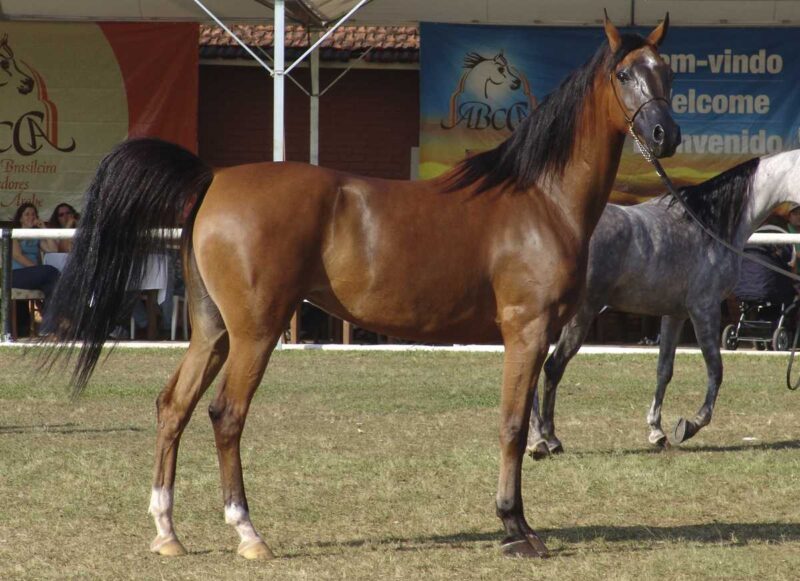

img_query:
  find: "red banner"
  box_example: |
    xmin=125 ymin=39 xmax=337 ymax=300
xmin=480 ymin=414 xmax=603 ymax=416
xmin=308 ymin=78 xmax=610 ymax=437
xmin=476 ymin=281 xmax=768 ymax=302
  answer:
xmin=0 ymin=22 xmax=198 ymax=221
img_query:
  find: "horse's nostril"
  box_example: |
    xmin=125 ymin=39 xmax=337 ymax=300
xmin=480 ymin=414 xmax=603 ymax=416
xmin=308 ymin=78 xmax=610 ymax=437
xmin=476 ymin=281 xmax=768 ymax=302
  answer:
xmin=652 ymin=125 xmax=665 ymax=144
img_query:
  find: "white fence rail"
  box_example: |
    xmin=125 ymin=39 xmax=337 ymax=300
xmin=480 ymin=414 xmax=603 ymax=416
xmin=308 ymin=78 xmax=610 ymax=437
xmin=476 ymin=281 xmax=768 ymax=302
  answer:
xmin=10 ymin=228 xmax=183 ymax=240
xmin=7 ymin=229 xmax=800 ymax=243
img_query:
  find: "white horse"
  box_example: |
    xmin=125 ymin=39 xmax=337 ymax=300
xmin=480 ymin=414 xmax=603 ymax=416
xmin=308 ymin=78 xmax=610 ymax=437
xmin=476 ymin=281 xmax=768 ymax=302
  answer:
xmin=527 ymin=149 xmax=800 ymax=457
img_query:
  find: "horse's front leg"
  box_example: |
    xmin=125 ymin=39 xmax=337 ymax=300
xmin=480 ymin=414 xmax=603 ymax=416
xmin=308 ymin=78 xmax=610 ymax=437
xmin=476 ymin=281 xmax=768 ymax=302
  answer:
xmin=528 ymin=303 xmax=597 ymax=460
xmin=497 ymin=313 xmax=551 ymax=558
xmin=673 ymin=307 xmax=723 ymax=444
xmin=646 ymin=316 xmax=685 ymax=448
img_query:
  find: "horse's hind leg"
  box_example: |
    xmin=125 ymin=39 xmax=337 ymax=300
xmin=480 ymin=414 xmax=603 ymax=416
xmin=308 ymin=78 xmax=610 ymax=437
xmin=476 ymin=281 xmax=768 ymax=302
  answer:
xmin=646 ymin=315 xmax=685 ymax=448
xmin=673 ymin=306 xmax=723 ymax=444
xmin=528 ymin=302 xmax=597 ymax=460
xmin=150 ymin=289 xmax=229 ymax=556
xmin=208 ymin=299 xmax=296 ymax=560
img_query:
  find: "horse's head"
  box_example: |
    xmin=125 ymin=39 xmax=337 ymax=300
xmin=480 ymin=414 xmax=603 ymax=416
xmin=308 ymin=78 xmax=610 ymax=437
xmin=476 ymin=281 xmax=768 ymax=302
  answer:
xmin=0 ymin=34 xmax=35 ymax=95
xmin=488 ymin=52 xmax=522 ymax=91
xmin=463 ymin=51 xmax=522 ymax=100
xmin=603 ymin=13 xmax=680 ymax=158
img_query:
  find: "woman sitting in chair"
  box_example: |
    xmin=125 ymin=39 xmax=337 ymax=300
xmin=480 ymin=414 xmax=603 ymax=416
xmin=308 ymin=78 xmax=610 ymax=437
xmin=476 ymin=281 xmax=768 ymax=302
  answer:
xmin=12 ymin=203 xmax=60 ymax=300
xmin=47 ymin=202 xmax=80 ymax=252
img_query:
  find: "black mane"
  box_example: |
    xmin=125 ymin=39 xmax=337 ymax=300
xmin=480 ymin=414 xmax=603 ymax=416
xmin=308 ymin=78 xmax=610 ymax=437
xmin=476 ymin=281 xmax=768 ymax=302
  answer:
xmin=446 ymin=34 xmax=649 ymax=194
xmin=668 ymin=157 xmax=759 ymax=242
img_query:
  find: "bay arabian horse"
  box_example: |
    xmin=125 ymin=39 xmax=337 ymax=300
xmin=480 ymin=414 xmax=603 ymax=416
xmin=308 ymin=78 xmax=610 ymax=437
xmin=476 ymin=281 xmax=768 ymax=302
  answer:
xmin=43 ymin=16 xmax=679 ymax=560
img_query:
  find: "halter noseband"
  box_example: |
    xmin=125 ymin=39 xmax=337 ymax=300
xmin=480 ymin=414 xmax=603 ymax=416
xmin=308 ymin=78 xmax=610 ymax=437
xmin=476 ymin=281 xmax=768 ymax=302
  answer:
xmin=609 ymin=70 xmax=671 ymax=146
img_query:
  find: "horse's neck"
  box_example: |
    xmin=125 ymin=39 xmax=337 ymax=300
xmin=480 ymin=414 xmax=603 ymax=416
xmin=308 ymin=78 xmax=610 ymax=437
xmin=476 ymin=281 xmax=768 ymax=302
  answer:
xmin=555 ymin=103 xmax=626 ymax=239
xmin=735 ymin=150 xmax=800 ymax=246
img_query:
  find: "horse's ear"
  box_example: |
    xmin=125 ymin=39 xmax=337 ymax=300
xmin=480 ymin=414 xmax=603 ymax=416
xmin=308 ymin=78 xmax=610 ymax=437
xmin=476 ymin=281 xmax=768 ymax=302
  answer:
xmin=603 ymin=9 xmax=622 ymax=53
xmin=647 ymin=13 xmax=669 ymax=47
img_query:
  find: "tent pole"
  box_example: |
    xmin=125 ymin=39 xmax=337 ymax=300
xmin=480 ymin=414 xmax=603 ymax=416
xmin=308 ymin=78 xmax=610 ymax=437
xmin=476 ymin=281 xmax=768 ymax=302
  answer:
xmin=310 ymin=29 xmax=319 ymax=167
xmin=274 ymin=0 xmax=286 ymax=347
xmin=273 ymin=0 xmax=285 ymax=163
xmin=290 ymin=29 xmax=321 ymax=345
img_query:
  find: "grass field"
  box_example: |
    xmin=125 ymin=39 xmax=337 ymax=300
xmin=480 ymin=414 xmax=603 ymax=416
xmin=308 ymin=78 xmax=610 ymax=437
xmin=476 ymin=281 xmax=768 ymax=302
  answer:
xmin=1 ymin=348 xmax=799 ymax=580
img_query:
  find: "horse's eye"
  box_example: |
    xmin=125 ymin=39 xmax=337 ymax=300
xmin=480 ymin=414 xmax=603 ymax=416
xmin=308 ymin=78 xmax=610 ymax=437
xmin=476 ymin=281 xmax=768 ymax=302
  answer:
xmin=498 ymin=66 xmax=505 ymax=74
xmin=616 ymin=70 xmax=631 ymax=83
xmin=0 ymin=60 xmax=8 ymax=70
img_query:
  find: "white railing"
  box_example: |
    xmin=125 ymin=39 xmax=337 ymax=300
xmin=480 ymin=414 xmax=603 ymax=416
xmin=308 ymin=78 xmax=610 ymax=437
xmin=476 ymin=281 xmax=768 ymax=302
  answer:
xmin=748 ymin=233 xmax=800 ymax=244
xmin=8 ymin=229 xmax=798 ymax=243
xmin=10 ymin=228 xmax=183 ymax=240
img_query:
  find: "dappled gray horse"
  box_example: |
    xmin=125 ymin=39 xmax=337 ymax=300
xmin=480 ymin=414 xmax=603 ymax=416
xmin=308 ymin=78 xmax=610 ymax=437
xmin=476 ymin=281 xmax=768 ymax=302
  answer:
xmin=528 ymin=149 xmax=800 ymax=457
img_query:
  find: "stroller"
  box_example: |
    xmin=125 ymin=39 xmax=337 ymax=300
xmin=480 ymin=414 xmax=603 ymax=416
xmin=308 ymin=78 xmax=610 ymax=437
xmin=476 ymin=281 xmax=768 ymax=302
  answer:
xmin=721 ymin=227 xmax=799 ymax=351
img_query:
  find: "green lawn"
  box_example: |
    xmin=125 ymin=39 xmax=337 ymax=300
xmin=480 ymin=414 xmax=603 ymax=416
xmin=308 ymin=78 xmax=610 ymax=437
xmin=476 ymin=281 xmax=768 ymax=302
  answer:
xmin=1 ymin=348 xmax=799 ymax=579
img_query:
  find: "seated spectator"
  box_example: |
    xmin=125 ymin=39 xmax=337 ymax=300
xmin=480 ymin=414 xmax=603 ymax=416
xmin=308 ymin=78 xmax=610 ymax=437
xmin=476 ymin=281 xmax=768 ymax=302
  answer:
xmin=11 ymin=203 xmax=60 ymax=334
xmin=47 ymin=202 xmax=80 ymax=253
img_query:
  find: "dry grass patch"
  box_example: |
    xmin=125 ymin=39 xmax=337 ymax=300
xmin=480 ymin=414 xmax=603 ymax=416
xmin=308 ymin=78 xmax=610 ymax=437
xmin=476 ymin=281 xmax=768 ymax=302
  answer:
xmin=0 ymin=348 xmax=799 ymax=579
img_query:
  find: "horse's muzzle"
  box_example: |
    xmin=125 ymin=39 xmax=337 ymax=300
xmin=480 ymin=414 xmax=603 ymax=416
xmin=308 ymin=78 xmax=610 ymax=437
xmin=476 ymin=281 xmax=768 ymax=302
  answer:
xmin=633 ymin=100 xmax=681 ymax=158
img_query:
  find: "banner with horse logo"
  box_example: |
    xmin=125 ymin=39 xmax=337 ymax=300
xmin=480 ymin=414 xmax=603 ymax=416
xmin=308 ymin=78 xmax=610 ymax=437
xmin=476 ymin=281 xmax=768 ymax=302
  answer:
xmin=421 ymin=23 xmax=800 ymax=203
xmin=0 ymin=22 xmax=198 ymax=221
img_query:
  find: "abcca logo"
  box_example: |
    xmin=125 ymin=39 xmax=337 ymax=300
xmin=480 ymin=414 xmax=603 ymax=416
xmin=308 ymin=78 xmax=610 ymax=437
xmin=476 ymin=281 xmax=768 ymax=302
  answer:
xmin=441 ymin=50 xmax=537 ymax=132
xmin=0 ymin=33 xmax=77 ymax=156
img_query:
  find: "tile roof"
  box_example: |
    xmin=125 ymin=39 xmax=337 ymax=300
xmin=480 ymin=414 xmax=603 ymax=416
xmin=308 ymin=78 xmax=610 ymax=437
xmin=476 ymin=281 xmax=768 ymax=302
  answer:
xmin=199 ymin=24 xmax=419 ymax=63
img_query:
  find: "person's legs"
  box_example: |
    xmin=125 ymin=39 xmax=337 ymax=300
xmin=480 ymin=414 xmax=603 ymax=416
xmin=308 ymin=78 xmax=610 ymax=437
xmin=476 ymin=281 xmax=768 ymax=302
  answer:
xmin=131 ymin=298 xmax=148 ymax=331
xmin=12 ymin=265 xmax=60 ymax=298
xmin=11 ymin=265 xmax=60 ymax=335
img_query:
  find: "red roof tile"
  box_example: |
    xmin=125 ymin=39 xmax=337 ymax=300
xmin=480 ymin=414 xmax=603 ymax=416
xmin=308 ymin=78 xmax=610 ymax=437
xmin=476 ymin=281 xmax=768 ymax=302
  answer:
xmin=199 ymin=24 xmax=419 ymax=51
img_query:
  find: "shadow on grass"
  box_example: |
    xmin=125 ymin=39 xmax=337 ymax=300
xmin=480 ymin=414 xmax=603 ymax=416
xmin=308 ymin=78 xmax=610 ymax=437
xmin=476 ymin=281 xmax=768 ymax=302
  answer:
xmin=0 ymin=422 xmax=144 ymax=435
xmin=679 ymin=439 xmax=800 ymax=453
xmin=570 ymin=438 xmax=800 ymax=458
xmin=299 ymin=521 xmax=800 ymax=556
xmin=545 ymin=521 xmax=800 ymax=546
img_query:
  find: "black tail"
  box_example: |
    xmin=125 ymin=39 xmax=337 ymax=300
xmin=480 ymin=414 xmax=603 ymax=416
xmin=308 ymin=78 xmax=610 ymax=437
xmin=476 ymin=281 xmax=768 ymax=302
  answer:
xmin=41 ymin=138 xmax=213 ymax=394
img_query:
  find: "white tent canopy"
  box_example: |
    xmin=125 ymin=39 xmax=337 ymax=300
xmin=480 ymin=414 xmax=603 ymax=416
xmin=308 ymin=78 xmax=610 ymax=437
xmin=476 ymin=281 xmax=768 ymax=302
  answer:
xmin=3 ymin=0 xmax=800 ymax=26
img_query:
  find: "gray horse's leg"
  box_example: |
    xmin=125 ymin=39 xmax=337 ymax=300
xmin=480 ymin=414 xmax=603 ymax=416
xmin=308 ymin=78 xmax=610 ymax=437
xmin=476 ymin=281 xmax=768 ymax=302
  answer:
xmin=647 ymin=316 xmax=685 ymax=448
xmin=528 ymin=303 xmax=597 ymax=460
xmin=673 ymin=307 xmax=723 ymax=444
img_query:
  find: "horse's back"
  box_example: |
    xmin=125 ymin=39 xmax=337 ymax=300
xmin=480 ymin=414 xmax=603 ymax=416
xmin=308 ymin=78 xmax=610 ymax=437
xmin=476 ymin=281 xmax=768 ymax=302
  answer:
xmin=589 ymin=199 xmax=727 ymax=315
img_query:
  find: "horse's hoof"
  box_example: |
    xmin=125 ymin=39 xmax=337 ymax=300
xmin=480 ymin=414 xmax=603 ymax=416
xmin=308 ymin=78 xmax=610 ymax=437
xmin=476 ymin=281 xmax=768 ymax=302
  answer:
xmin=654 ymin=435 xmax=671 ymax=450
xmin=150 ymin=535 xmax=187 ymax=557
xmin=673 ymin=418 xmax=698 ymax=444
xmin=500 ymin=535 xmax=549 ymax=559
xmin=527 ymin=440 xmax=550 ymax=461
xmin=548 ymin=441 xmax=564 ymax=455
xmin=238 ymin=538 xmax=275 ymax=560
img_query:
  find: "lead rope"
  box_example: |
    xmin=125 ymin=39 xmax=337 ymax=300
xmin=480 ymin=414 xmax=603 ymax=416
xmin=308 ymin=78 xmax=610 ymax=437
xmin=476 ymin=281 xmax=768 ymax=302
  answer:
xmin=788 ymin=325 xmax=800 ymax=390
xmin=628 ymin=126 xmax=800 ymax=390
